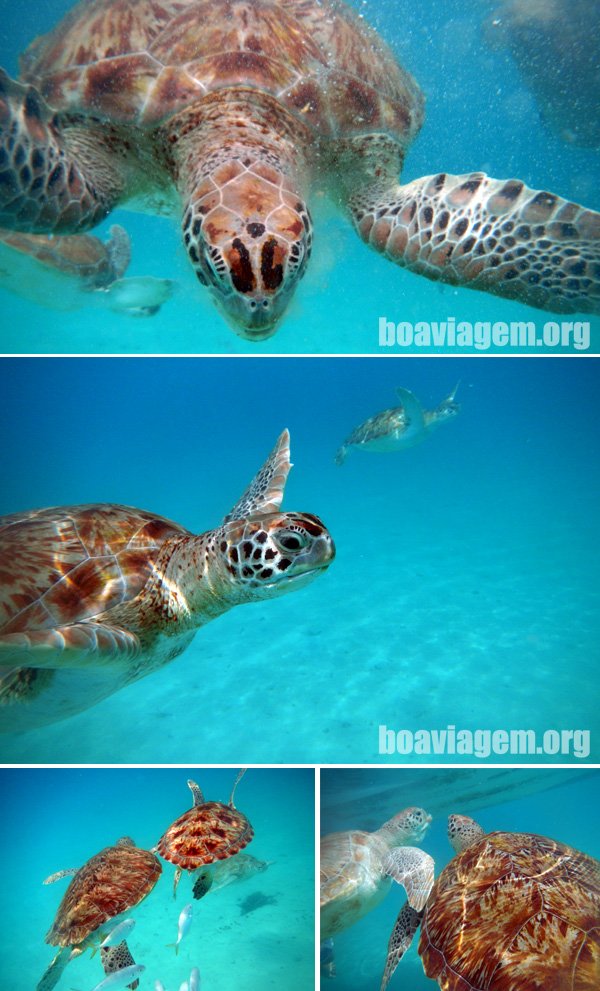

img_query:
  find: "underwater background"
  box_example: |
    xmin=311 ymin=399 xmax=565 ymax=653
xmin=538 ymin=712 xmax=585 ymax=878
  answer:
xmin=0 ymin=0 xmax=598 ymax=354
xmin=0 ymin=355 xmax=598 ymax=763
xmin=320 ymin=767 xmax=600 ymax=991
xmin=0 ymin=766 xmax=314 ymax=991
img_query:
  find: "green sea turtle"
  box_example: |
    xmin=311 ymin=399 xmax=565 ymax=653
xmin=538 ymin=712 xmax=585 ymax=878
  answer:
xmin=155 ymin=771 xmax=254 ymax=895
xmin=0 ymin=429 xmax=334 ymax=733
xmin=192 ymin=851 xmax=272 ymax=899
xmin=0 ymin=0 xmax=599 ymax=342
xmin=335 ymin=384 xmax=460 ymax=464
xmin=382 ymin=813 xmax=600 ymax=991
xmin=38 ymin=836 xmax=160 ymax=991
xmin=485 ymin=0 xmax=600 ymax=149
xmin=0 ymin=224 xmax=173 ymax=316
xmin=320 ymin=807 xmax=434 ymax=977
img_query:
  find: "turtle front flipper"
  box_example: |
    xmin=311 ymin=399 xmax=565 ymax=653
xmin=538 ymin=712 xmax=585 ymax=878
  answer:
xmin=395 ymin=388 xmax=425 ymax=442
xmin=101 ymin=940 xmax=140 ymax=991
xmin=380 ymin=902 xmax=423 ymax=991
xmin=0 ymin=623 xmax=141 ymax=669
xmin=349 ymin=172 xmax=600 ymax=315
xmin=383 ymin=847 xmax=434 ymax=911
xmin=223 ymin=429 xmax=291 ymax=523
xmin=0 ymin=69 xmax=122 ymax=234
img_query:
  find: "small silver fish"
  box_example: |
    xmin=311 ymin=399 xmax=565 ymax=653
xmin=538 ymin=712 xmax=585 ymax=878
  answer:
xmin=90 ymin=964 xmax=145 ymax=991
xmin=168 ymin=903 xmax=193 ymax=955
xmin=179 ymin=983 xmax=189 ymax=991
xmin=189 ymin=968 xmax=200 ymax=991
xmin=100 ymin=919 xmax=136 ymax=948
xmin=154 ymin=982 xmax=166 ymax=991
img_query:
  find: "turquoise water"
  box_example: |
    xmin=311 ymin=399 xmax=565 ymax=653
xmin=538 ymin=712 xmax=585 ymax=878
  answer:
xmin=320 ymin=767 xmax=600 ymax=990
xmin=0 ymin=766 xmax=314 ymax=991
xmin=0 ymin=0 xmax=598 ymax=353
xmin=1 ymin=356 xmax=598 ymax=763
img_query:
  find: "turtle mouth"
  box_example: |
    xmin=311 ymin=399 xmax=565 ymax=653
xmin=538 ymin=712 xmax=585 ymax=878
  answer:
xmin=261 ymin=564 xmax=331 ymax=594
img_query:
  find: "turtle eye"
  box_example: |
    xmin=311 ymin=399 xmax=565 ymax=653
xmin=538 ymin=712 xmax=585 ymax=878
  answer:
xmin=277 ymin=531 xmax=309 ymax=552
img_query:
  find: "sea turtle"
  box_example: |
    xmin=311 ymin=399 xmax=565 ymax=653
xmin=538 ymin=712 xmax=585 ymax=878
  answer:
xmin=382 ymin=813 xmax=600 ymax=991
xmin=192 ymin=852 xmax=272 ymax=899
xmin=485 ymin=0 xmax=600 ymax=149
xmin=38 ymin=836 xmax=160 ymax=991
xmin=0 ymin=429 xmax=334 ymax=733
xmin=0 ymin=224 xmax=174 ymax=316
xmin=335 ymin=384 xmax=460 ymax=464
xmin=0 ymin=0 xmax=599 ymax=342
xmin=320 ymin=807 xmax=435 ymax=971
xmin=155 ymin=770 xmax=254 ymax=895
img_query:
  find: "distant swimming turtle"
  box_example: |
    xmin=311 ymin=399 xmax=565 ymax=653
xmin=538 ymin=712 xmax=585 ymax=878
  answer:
xmin=38 ymin=836 xmax=161 ymax=991
xmin=0 ymin=430 xmax=334 ymax=733
xmin=192 ymin=852 xmax=272 ymax=899
xmin=156 ymin=770 xmax=254 ymax=895
xmin=0 ymin=1 xmax=598 ymax=343
xmin=320 ymin=807 xmax=434 ymax=960
xmin=335 ymin=385 xmax=460 ymax=464
xmin=486 ymin=0 xmax=600 ymax=149
xmin=383 ymin=813 xmax=600 ymax=991
xmin=0 ymin=224 xmax=174 ymax=316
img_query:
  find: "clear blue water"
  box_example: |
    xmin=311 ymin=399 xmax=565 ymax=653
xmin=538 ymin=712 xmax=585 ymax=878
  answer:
xmin=0 ymin=766 xmax=314 ymax=991
xmin=0 ymin=0 xmax=598 ymax=353
xmin=1 ymin=356 xmax=598 ymax=763
xmin=320 ymin=768 xmax=600 ymax=991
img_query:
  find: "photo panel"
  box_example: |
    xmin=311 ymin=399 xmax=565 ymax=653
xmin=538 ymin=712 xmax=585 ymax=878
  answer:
xmin=0 ymin=765 xmax=315 ymax=991
xmin=0 ymin=0 xmax=598 ymax=355
xmin=319 ymin=766 xmax=600 ymax=990
xmin=1 ymin=356 xmax=598 ymax=763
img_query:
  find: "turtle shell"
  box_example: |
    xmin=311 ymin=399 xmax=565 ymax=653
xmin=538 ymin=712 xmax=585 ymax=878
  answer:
xmin=18 ymin=0 xmax=423 ymax=141
xmin=156 ymin=800 xmax=254 ymax=869
xmin=419 ymin=831 xmax=600 ymax=991
xmin=0 ymin=504 xmax=189 ymax=634
xmin=46 ymin=838 xmax=162 ymax=947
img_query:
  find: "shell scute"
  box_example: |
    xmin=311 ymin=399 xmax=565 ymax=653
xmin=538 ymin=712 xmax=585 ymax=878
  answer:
xmin=420 ymin=831 xmax=600 ymax=991
xmin=0 ymin=504 xmax=189 ymax=633
xmin=17 ymin=0 xmax=423 ymax=140
xmin=47 ymin=840 xmax=162 ymax=947
xmin=157 ymin=800 xmax=254 ymax=869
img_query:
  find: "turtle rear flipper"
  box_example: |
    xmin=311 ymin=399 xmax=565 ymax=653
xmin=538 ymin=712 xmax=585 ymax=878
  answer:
xmin=349 ymin=171 xmax=600 ymax=315
xmin=0 ymin=68 xmax=121 ymax=233
xmin=380 ymin=902 xmax=423 ymax=991
xmin=36 ymin=946 xmax=69 ymax=991
xmin=0 ymin=623 xmax=141 ymax=669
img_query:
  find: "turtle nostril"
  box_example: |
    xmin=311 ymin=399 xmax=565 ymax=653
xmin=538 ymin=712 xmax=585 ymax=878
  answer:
xmin=247 ymin=222 xmax=266 ymax=238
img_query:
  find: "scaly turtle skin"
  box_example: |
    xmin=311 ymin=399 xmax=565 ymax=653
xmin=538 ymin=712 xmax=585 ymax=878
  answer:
xmin=335 ymin=385 xmax=460 ymax=464
xmin=0 ymin=429 xmax=334 ymax=733
xmin=156 ymin=770 xmax=254 ymax=895
xmin=383 ymin=814 xmax=600 ymax=991
xmin=0 ymin=224 xmax=173 ymax=316
xmin=38 ymin=836 xmax=161 ymax=991
xmin=0 ymin=1 xmax=598 ymax=341
xmin=320 ymin=807 xmax=434 ymax=972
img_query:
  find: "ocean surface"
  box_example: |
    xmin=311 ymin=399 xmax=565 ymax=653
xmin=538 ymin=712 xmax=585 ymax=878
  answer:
xmin=320 ymin=767 xmax=600 ymax=991
xmin=0 ymin=766 xmax=314 ymax=991
xmin=1 ymin=356 xmax=598 ymax=763
xmin=0 ymin=0 xmax=598 ymax=354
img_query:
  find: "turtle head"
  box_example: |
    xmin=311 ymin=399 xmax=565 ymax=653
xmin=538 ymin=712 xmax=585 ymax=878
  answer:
xmin=447 ymin=814 xmax=485 ymax=853
xmin=183 ymin=172 xmax=312 ymax=340
xmin=379 ymin=807 xmax=432 ymax=846
xmin=217 ymin=512 xmax=334 ymax=600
